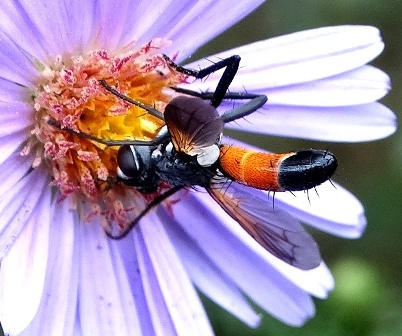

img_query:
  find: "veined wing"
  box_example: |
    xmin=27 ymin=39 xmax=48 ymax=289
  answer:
xmin=164 ymin=96 xmax=224 ymax=155
xmin=208 ymin=178 xmax=321 ymax=270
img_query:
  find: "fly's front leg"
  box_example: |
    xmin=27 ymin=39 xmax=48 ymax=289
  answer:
xmin=163 ymin=54 xmax=240 ymax=108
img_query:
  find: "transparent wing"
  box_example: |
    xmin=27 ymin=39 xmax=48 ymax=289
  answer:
xmin=208 ymin=178 xmax=322 ymax=270
xmin=164 ymin=96 xmax=224 ymax=155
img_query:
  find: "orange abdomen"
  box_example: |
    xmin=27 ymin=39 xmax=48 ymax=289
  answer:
xmin=219 ymin=145 xmax=292 ymax=191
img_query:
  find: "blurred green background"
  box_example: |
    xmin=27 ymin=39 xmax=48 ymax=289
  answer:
xmin=194 ymin=1 xmax=402 ymax=335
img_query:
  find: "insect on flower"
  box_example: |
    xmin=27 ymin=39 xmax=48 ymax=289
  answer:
xmin=54 ymin=55 xmax=337 ymax=270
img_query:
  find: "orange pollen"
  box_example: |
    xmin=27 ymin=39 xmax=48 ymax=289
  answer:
xmin=26 ymin=39 xmax=189 ymax=228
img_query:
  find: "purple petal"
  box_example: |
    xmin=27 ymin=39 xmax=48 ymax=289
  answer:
xmin=224 ymin=102 xmax=396 ymax=142
xmin=186 ymin=191 xmax=334 ymax=296
xmin=121 ymin=0 xmax=201 ymax=48
xmin=88 ymin=0 xmax=139 ymax=51
xmin=0 ymin=31 xmax=38 ymax=86
xmin=257 ymin=65 xmax=390 ymax=106
xmin=0 ymin=189 xmax=51 ymax=335
xmin=0 ymin=0 xmax=89 ymax=58
xmin=0 ymin=119 xmax=31 ymax=138
xmin=274 ymin=181 xmax=367 ymax=239
xmin=160 ymin=0 xmax=266 ymax=60
xmin=164 ymin=210 xmax=262 ymax=327
xmin=0 ymin=0 xmax=146 ymax=61
xmin=135 ymin=212 xmax=215 ymax=335
xmin=0 ymin=168 xmax=49 ymax=260
xmin=0 ymin=152 xmax=35 ymax=199
xmin=72 ymin=316 xmax=83 ymax=336
xmin=112 ymin=233 xmax=155 ymax=335
xmin=0 ymin=0 xmax=265 ymax=61
xmin=171 ymin=192 xmax=318 ymax=326
xmin=13 ymin=199 xmax=78 ymax=336
xmin=0 ymin=101 xmax=33 ymax=119
xmin=188 ymin=65 xmax=390 ymax=107
xmin=78 ymin=216 xmax=142 ymax=335
xmin=0 ymin=131 xmax=33 ymax=166
xmin=0 ymin=77 xmax=34 ymax=101
xmin=185 ymin=25 xmax=384 ymax=87
xmin=0 ymin=1 xmax=63 ymax=59
xmin=134 ymin=231 xmax=176 ymax=335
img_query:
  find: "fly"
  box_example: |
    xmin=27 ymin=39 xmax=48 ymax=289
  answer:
xmin=54 ymin=54 xmax=337 ymax=270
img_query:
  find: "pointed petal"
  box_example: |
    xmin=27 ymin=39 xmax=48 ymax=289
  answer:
xmin=120 ymin=0 xmax=198 ymax=48
xmin=0 ymin=131 xmax=32 ymax=166
xmin=0 ymin=78 xmax=34 ymax=103
xmin=225 ymin=102 xmax=396 ymax=142
xmin=78 ymin=216 xmax=142 ymax=336
xmin=257 ymin=65 xmax=390 ymax=106
xmin=185 ymin=25 xmax=384 ymax=88
xmin=194 ymin=65 xmax=390 ymax=107
xmin=89 ymin=0 xmax=136 ymax=51
xmin=138 ymin=0 xmax=266 ymax=60
xmin=171 ymin=192 xmax=318 ymax=326
xmin=0 ymin=189 xmax=51 ymax=335
xmin=17 ymin=199 xmax=78 ymax=336
xmin=0 ymin=101 xmax=33 ymax=137
xmin=0 ymin=27 xmax=40 ymax=85
xmin=72 ymin=316 xmax=83 ymax=336
xmin=134 ymin=230 xmax=177 ymax=335
xmin=165 ymin=212 xmax=261 ymax=327
xmin=0 ymin=169 xmax=49 ymax=259
xmin=274 ymin=181 xmax=367 ymax=239
xmin=135 ymin=212 xmax=214 ymax=335
xmin=0 ymin=152 xmax=35 ymax=200
xmin=0 ymin=121 xmax=30 ymax=138
xmin=0 ymin=0 xmax=85 ymax=57
xmin=112 ymin=233 xmax=156 ymax=335
xmin=190 ymin=191 xmax=334 ymax=297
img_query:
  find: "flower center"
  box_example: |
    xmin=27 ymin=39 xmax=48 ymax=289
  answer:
xmin=28 ymin=40 xmax=188 ymax=229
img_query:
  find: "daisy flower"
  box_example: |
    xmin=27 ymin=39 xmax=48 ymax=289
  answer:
xmin=0 ymin=0 xmax=396 ymax=335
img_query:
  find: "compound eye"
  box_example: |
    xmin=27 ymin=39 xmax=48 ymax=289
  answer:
xmin=117 ymin=145 xmax=142 ymax=179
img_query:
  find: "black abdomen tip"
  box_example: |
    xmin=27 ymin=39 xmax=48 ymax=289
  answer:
xmin=278 ymin=150 xmax=338 ymax=191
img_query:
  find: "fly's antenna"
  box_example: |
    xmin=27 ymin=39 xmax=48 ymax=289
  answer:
xmin=99 ymin=80 xmax=164 ymax=120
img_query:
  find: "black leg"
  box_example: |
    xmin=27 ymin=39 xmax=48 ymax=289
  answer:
xmin=169 ymin=87 xmax=268 ymax=123
xmin=220 ymin=94 xmax=267 ymax=123
xmin=163 ymin=54 xmax=240 ymax=108
xmin=105 ymin=185 xmax=184 ymax=239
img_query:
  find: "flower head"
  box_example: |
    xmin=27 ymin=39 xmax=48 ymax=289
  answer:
xmin=0 ymin=1 xmax=396 ymax=335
